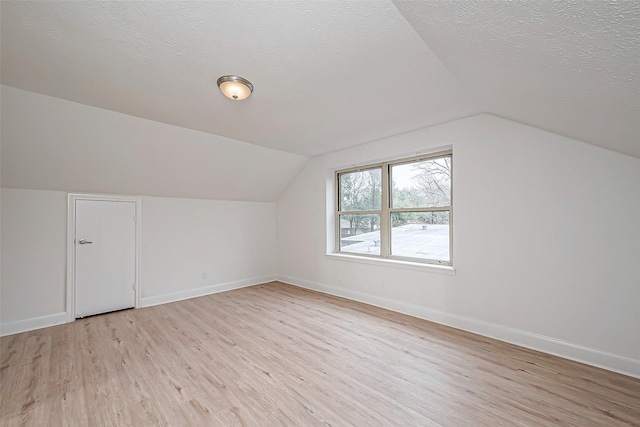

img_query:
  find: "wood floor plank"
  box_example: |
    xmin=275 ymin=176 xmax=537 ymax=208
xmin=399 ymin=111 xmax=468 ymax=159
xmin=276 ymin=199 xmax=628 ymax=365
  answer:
xmin=1 ymin=281 xmax=639 ymax=426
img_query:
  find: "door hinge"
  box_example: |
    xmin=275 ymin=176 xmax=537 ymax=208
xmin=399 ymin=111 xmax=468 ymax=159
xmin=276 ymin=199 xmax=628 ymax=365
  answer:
xmin=133 ymin=215 xmax=137 ymax=223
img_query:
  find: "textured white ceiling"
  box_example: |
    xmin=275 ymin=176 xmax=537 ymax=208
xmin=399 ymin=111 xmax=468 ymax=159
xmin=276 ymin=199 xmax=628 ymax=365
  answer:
xmin=1 ymin=0 xmax=639 ymax=168
xmin=0 ymin=1 xmax=477 ymax=157
xmin=394 ymin=0 xmax=640 ymax=159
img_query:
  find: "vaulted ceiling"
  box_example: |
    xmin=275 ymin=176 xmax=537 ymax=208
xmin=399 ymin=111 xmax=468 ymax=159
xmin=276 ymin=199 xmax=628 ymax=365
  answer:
xmin=2 ymin=0 xmax=639 ymax=160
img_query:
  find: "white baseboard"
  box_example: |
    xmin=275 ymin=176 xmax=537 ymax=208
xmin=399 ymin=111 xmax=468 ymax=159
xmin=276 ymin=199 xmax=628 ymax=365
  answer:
xmin=1 ymin=312 xmax=67 ymax=337
xmin=0 ymin=276 xmax=276 ymax=337
xmin=277 ymin=274 xmax=640 ymax=380
xmin=139 ymin=275 xmax=276 ymax=308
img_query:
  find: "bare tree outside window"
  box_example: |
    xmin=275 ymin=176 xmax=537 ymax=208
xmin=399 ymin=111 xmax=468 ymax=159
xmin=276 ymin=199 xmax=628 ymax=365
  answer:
xmin=336 ymin=150 xmax=452 ymax=265
xmin=392 ymin=157 xmax=450 ymax=208
xmin=338 ymin=168 xmax=382 ymax=254
xmin=390 ymin=155 xmax=451 ymax=262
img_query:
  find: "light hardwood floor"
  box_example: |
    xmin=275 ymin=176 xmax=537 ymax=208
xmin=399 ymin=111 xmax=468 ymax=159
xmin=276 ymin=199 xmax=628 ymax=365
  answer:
xmin=1 ymin=282 xmax=639 ymax=426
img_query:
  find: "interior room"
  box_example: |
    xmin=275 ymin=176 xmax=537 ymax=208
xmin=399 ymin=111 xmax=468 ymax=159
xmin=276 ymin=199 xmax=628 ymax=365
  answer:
xmin=1 ymin=1 xmax=639 ymax=425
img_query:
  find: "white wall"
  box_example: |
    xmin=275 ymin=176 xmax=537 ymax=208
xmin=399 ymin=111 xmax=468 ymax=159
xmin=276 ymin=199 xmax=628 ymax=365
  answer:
xmin=277 ymin=114 xmax=640 ymax=378
xmin=0 ymin=189 xmax=277 ymax=334
xmin=139 ymin=196 xmax=276 ymax=306
xmin=1 ymin=190 xmax=68 ymax=325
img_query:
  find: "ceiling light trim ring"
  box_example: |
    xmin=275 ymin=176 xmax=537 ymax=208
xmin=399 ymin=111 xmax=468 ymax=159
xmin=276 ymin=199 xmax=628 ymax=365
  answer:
xmin=217 ymin=75 xmax=254 ymax=100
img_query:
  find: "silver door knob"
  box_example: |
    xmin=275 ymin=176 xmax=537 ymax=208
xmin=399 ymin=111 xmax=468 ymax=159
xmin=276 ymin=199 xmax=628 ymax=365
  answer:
xmin=78 ymin=239 xmax=93 ymax=245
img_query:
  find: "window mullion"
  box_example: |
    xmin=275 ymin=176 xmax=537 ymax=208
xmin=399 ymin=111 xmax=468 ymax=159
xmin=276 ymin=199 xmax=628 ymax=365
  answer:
xmin=380 ymin=162 xmax=390 ymax=258
xmin=335 ymin=170 xmax=341 ymax=254
xmin=337 ymin=209 xmax=382 ymax=215
xmin=389 ymin=206 xmax=452 ymax=214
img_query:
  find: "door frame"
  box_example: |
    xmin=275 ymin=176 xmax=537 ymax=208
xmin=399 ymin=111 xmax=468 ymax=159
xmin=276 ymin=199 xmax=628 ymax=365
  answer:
xmin=66 ymin=193 xmax=142 ymax=322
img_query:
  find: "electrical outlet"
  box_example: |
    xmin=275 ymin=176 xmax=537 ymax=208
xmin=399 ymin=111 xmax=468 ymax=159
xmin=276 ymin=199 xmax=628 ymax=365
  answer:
xmin=201 ymin=272 xmax=207 ymax=280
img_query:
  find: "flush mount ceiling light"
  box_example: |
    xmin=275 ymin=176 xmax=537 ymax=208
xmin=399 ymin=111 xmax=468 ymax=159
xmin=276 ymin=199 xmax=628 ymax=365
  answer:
xmin=217 ymin=75 xmax=253 ymax=101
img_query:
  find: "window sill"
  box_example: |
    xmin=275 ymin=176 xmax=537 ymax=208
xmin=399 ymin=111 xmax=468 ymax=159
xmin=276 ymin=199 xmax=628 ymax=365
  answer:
xmin=324 ymin=253 xmax=456 ymax=275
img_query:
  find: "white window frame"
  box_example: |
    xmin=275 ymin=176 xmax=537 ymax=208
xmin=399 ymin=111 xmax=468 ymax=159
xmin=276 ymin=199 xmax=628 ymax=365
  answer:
xmin=335 ymin=149 xmax=453 ymax=266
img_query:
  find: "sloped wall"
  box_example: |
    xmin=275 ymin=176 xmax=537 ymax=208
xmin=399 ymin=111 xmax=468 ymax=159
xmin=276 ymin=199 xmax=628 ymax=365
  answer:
xmin=0 ymin=85 xmax=308 ymax=202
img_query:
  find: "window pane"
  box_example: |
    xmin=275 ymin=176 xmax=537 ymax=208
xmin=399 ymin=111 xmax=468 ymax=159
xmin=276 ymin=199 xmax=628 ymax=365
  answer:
xmin=391 ymin=157 xmax=451 ymax=208
xmin=339 ymin=214 xmax=381 ymax=255
xmin=391 ymin=211 xmax=449 ymax=262
xmin=339 ymin=168 xmax=382 ymax=211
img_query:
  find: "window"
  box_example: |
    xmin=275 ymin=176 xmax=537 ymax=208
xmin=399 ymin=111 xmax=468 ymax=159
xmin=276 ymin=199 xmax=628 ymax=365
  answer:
xmin=336 ymin=150 xmax=452 ymax=265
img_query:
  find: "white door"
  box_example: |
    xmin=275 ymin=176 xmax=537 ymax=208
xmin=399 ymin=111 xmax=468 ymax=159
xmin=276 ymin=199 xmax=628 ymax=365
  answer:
xmin=75 ymin=200 xmax=136 ymax=318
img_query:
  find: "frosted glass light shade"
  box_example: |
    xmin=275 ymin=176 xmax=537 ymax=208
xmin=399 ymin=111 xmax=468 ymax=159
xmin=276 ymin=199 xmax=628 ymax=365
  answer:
xmin=217 ymin=75 xmax=253 ymax=100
